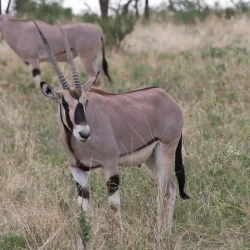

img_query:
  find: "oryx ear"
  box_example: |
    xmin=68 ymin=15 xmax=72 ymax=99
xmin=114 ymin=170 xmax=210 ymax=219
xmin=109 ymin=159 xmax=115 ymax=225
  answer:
xmin=82 ymin=71 xmax=100 ymax=93
xmin=40 ymin=81 xmax=61 ymax=103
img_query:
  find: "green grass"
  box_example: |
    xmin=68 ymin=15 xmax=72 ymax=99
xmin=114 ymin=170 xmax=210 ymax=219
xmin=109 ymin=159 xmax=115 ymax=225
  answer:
xmin=0 ymin=233 xmax=26 ymax=250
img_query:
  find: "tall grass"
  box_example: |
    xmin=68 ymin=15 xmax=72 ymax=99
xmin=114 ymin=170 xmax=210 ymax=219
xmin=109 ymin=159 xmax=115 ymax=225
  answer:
xmin=1 ymin=16 xmax=250 ymax=249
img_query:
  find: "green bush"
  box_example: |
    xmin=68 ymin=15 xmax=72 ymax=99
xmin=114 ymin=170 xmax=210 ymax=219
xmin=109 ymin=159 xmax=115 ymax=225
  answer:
xmin=172 ymin=0 xmax=210 ymax=24
xmin=33 ymin=3 xmax=73 ymax=24
xmin=82 ymin=10 xmax=137 ymax=48
xmin=14 ymin=1 xmax=73 ymax=24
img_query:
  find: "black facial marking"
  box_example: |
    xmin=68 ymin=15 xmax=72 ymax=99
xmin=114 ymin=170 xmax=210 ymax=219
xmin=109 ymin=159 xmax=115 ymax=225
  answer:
xmin=24 ymin=61 xmax=29 ymax=65
xmin=74 ymin=103 xmax=87 ymax=125
xmin=107 ymin=175 xmax=119 ymax=196
xmin=32 ymin=68 xmax=41 ymax=77
xmin=59 ymin=105 xmax=73 ymax=152
xmin=62 ymin=97 xmax=73 ymax=130
xmin=75 ymin=182 xmax=90 ymax=199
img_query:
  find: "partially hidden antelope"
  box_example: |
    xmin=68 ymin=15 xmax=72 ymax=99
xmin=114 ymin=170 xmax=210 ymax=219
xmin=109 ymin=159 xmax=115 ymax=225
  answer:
xmin=0 ymin=0 xmax=111 ymax=85
xmin=33 ymin=19 xmax=190 ymax=244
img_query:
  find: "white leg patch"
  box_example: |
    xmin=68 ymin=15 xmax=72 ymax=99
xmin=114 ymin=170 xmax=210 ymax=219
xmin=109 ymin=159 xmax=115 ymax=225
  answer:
xmin=34 ymin=74 xmax=41 ymax=85
xmin=78 ymin=196 xmax=89 ymax=213
xmin=108 ymin=190 xmax=121 ymax=209
xmin=71 ymin=167 xmax=88 ymax=187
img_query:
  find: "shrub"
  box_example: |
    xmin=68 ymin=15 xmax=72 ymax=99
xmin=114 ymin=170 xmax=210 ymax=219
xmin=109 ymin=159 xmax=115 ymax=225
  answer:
xmin=14 ymin=1 xmax=73 ymax=24
xmin=82 ymin=10 xmax=137 ymax=48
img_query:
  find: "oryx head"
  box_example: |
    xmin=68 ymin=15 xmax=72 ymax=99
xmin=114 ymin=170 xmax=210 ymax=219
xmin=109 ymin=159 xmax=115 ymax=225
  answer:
xmin=33 ymin=20 xmax=99 ymax=142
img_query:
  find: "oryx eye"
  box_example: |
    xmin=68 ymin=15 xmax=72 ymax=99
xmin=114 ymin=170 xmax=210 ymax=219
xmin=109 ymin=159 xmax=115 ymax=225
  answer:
xmin=86 ymin=100 xmax=89 ymax=106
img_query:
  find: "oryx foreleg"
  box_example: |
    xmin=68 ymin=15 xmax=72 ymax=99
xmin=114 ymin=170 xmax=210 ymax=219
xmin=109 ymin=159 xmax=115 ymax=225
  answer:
xmin=104 ymin=167 xmax=122 ymax=228
xmin=71 ymin=166 xmax=90 ymax=250
xmin=71 ymin=167 xmax=90 ymax=213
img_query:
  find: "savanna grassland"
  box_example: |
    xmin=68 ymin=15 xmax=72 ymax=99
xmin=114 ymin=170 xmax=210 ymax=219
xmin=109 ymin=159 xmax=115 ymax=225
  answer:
xmin=1 ymin=16 xmax=250 ymax=250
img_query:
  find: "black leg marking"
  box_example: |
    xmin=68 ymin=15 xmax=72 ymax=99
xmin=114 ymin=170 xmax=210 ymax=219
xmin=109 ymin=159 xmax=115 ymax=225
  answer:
xmin=107 ymin=175 xmax=119 ymax=196
xmin=76 ymin=182 xmax=89 ymax=199
xmin=32 ymin=68 xmax=41 ymax=77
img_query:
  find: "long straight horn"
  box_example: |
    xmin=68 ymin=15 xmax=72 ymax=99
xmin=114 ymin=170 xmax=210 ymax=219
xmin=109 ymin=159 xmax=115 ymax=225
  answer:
xmin=57 ymin=20 xmax=81 ymax=88
xmin=5 ymin=0 xmax=11 ymax=14
xmin=33 ymin=20 xmax=69 ymax=90
xmin=0 ymin=0 xmax=2 ymax=15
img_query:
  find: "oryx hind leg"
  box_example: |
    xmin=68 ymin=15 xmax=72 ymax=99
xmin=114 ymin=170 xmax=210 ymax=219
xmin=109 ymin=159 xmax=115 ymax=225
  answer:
xmin=79 ymin=52 xmax=104 ymax=86
xmin=154 ymin=141 xmax=177 ymax=247
xmin=27 ymin=58 xmax=41 ymax=85
xmin=79 ymin=53 xmax=98 ymax=78
xmin=92 ymin=53 xmax=105 ymax=87
xmin=145 ymin=152 xmax=157 ymax=179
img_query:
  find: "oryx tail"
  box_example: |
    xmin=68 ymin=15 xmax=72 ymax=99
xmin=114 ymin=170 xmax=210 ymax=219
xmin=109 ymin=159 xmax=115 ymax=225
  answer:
xmin=101 ymin=37 xmax=111 ymax=82
xmin=175 ymin=135 xmax=190 ymax=200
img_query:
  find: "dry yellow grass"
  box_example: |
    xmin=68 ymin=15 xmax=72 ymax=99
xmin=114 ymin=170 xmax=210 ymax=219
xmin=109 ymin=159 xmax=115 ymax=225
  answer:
xmin=123 ymin=16 xmax=250 ymax=53
xmin=1 ymin=16 xmax=250 ymax=249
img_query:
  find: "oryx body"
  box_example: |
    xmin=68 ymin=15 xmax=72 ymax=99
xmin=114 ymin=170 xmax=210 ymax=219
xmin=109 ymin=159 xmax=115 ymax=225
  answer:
xmin=0 ymin=15 xmax=111 ymax=84
xmin=34 ymin=20 xmax=189 ymax=247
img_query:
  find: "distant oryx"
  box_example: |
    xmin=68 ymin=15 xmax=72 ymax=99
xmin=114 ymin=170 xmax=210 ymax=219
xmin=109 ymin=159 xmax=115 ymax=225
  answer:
xmin=0 ymin=0 xmax=111 ymax=85
xmin=33 ymin=19 xmax=189 ymax=246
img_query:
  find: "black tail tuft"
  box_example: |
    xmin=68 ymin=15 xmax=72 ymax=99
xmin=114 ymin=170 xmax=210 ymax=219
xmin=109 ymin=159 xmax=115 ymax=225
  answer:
xmin=175 ymin=135 xmax=190 ymax=200
xmin=180 ymin=190 xmax=190 ymax=200
xmin=101 ymin=37 xmax=112 ymax=83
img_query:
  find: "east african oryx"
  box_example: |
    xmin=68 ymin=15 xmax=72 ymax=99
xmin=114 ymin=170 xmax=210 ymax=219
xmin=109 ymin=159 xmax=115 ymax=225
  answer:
xmin=0 ymin=0 xmax=111 ymax=85
xmin=33 ymin=19 xmax=189 ymax=242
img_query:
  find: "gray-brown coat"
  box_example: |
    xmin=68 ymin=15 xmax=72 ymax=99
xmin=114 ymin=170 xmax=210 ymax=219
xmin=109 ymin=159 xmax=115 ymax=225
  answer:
xmin=0 ymin=15 xmax=111 ymax=84
xmin=34 ymin=20 xmax=189 ymax=248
